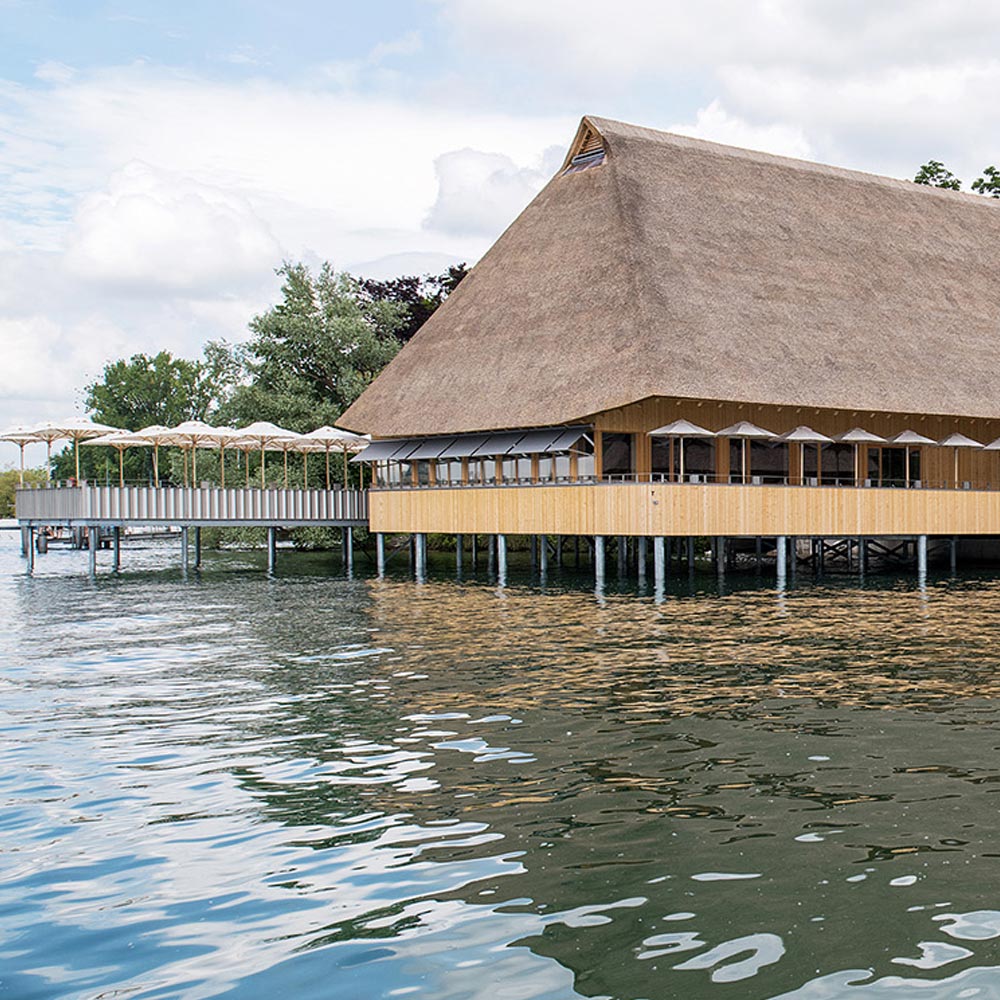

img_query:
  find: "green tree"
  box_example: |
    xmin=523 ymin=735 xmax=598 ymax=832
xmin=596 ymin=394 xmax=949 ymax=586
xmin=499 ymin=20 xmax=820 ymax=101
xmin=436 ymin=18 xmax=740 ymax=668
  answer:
xmin=913 ymin=160 xmax=961 ymax=190
xmin=972 ymin=166 xmax=1000 ymax=197
xmin=359 ymin=263 xmax=468 ymax=342
xmin=224 ymin=262 xmax=406 ymax=430
xmin=53 ymin=349 xmax=234 ymax=482
xmin=0 ymin=468 xmax=48 ymax=517
xmin=85 ymin=350 xmax=228 ymax=429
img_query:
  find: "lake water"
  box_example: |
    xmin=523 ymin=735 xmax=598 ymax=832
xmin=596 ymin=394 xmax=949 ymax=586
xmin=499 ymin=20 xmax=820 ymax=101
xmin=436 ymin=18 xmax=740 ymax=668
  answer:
xmin=5 ymin=530 xmax=1000 ymax=999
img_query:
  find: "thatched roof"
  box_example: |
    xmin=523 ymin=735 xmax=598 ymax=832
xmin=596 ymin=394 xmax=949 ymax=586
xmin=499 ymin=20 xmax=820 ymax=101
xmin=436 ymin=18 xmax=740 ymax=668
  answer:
xmin=339 ymin=115 xmax=1000 ymax=437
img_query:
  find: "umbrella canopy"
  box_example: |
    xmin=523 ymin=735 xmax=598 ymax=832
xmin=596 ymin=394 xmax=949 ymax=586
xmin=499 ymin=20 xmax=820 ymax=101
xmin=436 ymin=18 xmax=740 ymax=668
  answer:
xmin=648 ymin=419 xmax=715 ymax=438
xmin=885 ymin=430 xmax=935 ymax=486
xmin=31 ymin=417 xmax=120 ymax=481
xmin=938 ymin=432 xmax=983 ymax=448
xmin=779 ymin=426 xmax=832 ymax=486
xmin=648 ymin=419 xmax=715 ymax=482
xmin=984 ymin=437 xmax=1000 ymax=451
xmin=939 ymin=432 xmax=983 ymax=487
xmin=232 ymin=422 xmax=299 ymax=489
xmin=192 ymin=427 xmax=242 ymax=487
xmin=302 ymin=426 xmax=369 ymax=489
xmin=167 ymin=421 xmax=240 ymax=485
xmin=82 ymin=430 xmax=151 ymax=487
xmin=130 ymin=425 xmax=180 ymax=483
xmin=832 ymin=428 xmax=886 ymax=485
xmin=834 ymin=427 xmax=886 ymax=444
xmin=0 ymin=424 xmax=41 ymax=486
xmin=717 ymin=421 xmax=776 ymax=483
xmin=885 ymin=430 xmax=936 ymax=446
xmin=716 ymin=420 xmax=776 ymax=439
xmin=779 ymin=425 xmax=833 ymax=444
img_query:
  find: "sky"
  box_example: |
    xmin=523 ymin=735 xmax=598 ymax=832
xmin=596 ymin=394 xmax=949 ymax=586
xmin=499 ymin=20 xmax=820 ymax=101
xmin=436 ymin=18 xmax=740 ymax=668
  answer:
xmin=4 ymin=0 xmax=1000 ymax=467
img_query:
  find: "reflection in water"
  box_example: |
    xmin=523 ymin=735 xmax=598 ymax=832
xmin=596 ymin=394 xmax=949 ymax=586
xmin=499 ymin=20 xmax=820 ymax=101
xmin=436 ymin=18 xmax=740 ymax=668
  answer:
xmin=6 ymin=536 xmax=1000 ymax=997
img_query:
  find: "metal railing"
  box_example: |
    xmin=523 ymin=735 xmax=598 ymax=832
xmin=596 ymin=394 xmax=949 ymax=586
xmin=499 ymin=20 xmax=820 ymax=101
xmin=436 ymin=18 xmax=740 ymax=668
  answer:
xmin=15 ymin=485 xmax=369 ymax=525
xmin=372 ymin=473 xmax=996 ymax=492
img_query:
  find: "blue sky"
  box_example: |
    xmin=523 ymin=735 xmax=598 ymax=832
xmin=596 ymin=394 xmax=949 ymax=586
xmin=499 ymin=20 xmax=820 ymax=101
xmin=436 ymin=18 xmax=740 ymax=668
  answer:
xmin=3 ymin=0 xmax=1000 ymax=464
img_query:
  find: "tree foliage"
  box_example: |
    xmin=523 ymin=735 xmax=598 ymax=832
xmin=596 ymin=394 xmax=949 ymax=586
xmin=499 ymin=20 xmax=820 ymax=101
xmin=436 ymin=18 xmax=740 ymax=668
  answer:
xmin=972 ymin=166 xmax=1000 ymax=198
xmin=358 ymin=263 xmax=467 ymax=342
xmin=221 ymin=262 xmax=407 ymax=430
xmin=1 ymin=468 xmax=47 ymax=517
xmin=913 ymin=160 xmax=961 ymax=190
xmin=85 ymin=349 xmax=232 ymax=430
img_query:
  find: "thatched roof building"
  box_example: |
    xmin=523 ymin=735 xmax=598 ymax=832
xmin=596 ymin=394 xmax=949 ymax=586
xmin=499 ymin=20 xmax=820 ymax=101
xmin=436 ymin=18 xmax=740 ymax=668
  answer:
xmin=339 ymin=115 xmax=1000 ymax=439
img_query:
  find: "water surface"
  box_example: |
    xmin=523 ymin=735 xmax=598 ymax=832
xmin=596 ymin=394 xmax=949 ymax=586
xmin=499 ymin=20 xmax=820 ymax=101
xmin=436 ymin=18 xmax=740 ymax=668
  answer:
xmin=3 ymin=532 xmax=1000 ymax=998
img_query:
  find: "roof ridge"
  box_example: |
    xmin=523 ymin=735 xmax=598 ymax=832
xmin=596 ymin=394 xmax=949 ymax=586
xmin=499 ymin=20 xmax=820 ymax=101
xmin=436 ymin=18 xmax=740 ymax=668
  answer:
xmin=583 ymin=114 xmax=1000 ymax=210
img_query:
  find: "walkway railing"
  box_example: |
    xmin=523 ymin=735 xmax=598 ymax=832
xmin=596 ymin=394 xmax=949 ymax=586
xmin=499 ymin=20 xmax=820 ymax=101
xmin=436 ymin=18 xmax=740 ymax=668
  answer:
xmin=373 ymin=474 xmax=994 ymax=491
xmin=15 ymin=485 xmax=368 ymax=526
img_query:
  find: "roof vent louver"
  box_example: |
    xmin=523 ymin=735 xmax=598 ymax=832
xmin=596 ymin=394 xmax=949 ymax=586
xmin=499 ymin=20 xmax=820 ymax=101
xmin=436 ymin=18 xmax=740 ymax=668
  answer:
xmin=562 ymin=125 xmax=606 ymax=175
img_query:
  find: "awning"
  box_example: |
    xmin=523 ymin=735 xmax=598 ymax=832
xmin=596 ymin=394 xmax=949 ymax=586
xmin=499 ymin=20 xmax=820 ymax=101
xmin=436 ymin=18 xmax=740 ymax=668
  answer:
xmin=470 ymin=432 xmax=528 ymax=457
xmin=351 ymin=438 xmax=414 ymax=462
xmin=437 ymin=434 xmax=490 ymax=459
xmin=407 ymin=437 xmax=457 ymax=460
xmin=511 ymin=425 xmax=590 ymax=454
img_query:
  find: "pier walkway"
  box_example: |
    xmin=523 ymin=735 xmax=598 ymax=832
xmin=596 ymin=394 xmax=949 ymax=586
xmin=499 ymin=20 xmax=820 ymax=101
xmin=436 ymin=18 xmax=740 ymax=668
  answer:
xmin=15 ymin=485 xmax=368 ymax=575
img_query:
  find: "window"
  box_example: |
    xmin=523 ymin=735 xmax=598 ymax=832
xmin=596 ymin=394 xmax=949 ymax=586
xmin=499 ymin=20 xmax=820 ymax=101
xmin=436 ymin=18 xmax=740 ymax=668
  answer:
xmin=601 ymin=433 xmax=633 ymax=477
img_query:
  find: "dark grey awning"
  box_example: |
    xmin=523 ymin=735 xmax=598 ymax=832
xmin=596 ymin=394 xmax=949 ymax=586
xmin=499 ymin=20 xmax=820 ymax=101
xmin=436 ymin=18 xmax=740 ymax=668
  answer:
xmin=470 ymin=432 xmax=527 ymax=457
xmin=355 ymin=426 xmax=592 ymax=462
xmin=351 ymin=439 xmax=413 ymax=462
xmin=512 ymin=425 xmax=589 ymax=454
xmin=406 ymin=437 xmax=457 ymax=460
xmin=437 ymin=434 xmax=490 ymax=459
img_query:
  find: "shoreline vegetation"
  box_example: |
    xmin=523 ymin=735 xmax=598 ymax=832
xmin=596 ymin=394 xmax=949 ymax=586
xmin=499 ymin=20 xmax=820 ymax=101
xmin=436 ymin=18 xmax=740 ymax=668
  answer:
xmin=7 ymin=262 xmax=466 ymax=551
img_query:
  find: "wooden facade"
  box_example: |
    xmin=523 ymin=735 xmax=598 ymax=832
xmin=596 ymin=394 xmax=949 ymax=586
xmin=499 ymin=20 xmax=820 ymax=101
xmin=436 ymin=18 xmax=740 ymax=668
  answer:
xmin=367 ymin=395 xmax=1000 ymax=537
xmin=371 ymin=481 xmax=1000 ymax=538
xmin=592 ymin=396 xmax=1000 ymax=488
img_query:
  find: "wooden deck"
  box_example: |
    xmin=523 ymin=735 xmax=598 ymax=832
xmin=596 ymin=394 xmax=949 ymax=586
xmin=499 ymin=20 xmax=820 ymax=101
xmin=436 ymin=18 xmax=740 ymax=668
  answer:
xmin=16 ymin=485 xmax=368 ymax=527
xmin=369 ymin=481 xmax=1000 ymax=537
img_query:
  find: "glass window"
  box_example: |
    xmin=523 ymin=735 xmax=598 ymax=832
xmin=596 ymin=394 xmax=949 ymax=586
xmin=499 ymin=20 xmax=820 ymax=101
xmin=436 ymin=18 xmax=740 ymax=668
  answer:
xmin=602 ymin=433 xmax=633 ymax=477
xmin=819 ymin=443 xmax=854 ymax=485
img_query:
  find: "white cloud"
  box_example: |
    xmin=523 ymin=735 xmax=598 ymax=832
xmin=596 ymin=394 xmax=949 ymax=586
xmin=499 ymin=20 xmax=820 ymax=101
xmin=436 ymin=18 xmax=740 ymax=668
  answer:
xmin=668 ymin=101 xmax=813 ymax=161
xmin=425 ymin=145 xmax=564 ymax=236
xmin=65 ymin=161 xmax=283 ymax=296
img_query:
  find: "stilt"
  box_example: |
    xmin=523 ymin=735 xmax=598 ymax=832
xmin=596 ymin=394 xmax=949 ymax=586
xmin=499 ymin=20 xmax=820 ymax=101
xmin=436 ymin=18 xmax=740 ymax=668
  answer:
xmin=594 ymin=535 xmax=605 ymax=587
xmin=376 ymin=532 xmax=386 ymax=577
xmin=193 ymin=526 xmax=201 ymax=569
xmin=496 ymin=533 xmax=507 ymax=584
xmin=266 ymin=526 xmax=276 ymax=575
xmin=637 ymin=536 xmax=647 ymax=582
xmin=530 ymin=535 xmax=538 ymax=574
xmin=917 ymin=534 xmax=928 ymax=578
xmin=36 ymin=530 xmax=47 ymax=554
xmin=556 ymin=535 xmax=563 ymax=567
xmin=858 ymin=536 xmax=866 ymax=576
xmin=471 ymin=533 xmax=478 ymax=571
xmin=113 ymin=526 xmax=121 ymax=572
xmin=776 ymin=533 xmax=787 ymax=585
xmin=20 ymin=525 xmax=29 ymax=557
xmin=344 ymin=526 xmax=354 ymax=573
xmin=687 ymin=536 xmax=695 ymax=574
xmin=26 ymin=526 xmax=34 ymax=574
xmin=575 ymin=536 xmax=581 ymax=570
xmin=715 ymin=536 xmax=726 ymax=577
xmin=409 ymin=534 xmax=416 ymax=571
xmin=789 ymin=537 xmax=797 ymax=580
xmin=89 ymin=525 xmax=99 ymax=577
xmin=617 ymin=535 xmax=627 ymax=578
xmin=181 ymin=526 xmax=189 ymax=574
xmin=539 ymin=534 xmax=548 ymax=576
xmin=488 ymin=535 xmax=496 ymax=577
xmin=653 ymin=536 xmax=665 ymax=588
xmin=415 ymin=533 xmax=427 ymax=579
xmin=950 ymin=535 xmax=958 ymax=575
xmin=456 ymin=533 xmax=463 ymax=574
xmin=756 ymin=536 xmax=763 ymax=571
